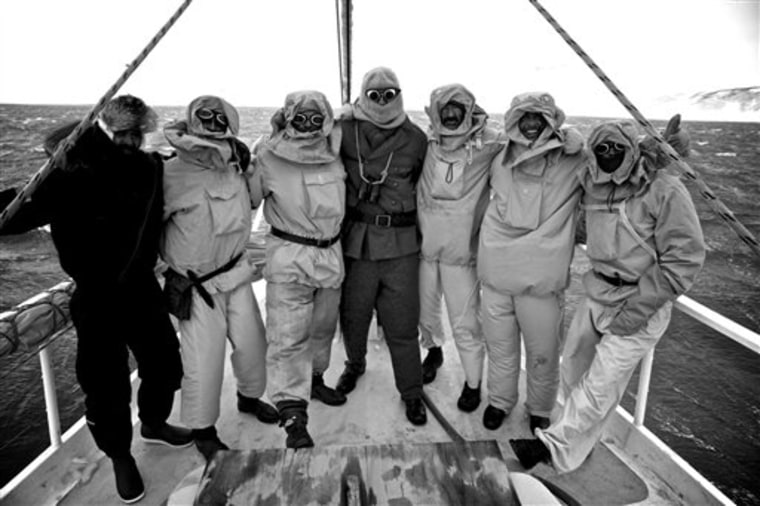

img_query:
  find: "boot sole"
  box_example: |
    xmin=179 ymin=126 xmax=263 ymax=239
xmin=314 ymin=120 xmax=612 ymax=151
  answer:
xmin=141 ymin=435 xmax=194 ymax=448
xmin=118 ymin=490 xmax=146 ymax=504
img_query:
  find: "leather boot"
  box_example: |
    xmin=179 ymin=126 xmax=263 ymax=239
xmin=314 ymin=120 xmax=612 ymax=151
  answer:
xmin=112 ymin=454 xmax=145 ymax=504
xmin=509 ymin=438 xmax=551 ymax=469
xmin=483 ymin=404 xmax=507 ymax=430
xmin=422 ymin=346 xmax=443 ymax=384
xmin=311 ymin=373 xmax=347 ymax=406
xmin=277 ymin=400 xmax=315 ymax=449
xmin=335 ymin=362 xmax=365 ymax=395
xmin=529 ymin=415 xmax=550 ymax=433
xmin=404 ymin=397 xmax=427 ymax=425
xmin=456 ymin=382 xmax=481 ymax=413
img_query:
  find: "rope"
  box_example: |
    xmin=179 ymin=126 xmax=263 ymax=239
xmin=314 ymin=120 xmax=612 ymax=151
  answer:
xmin=527 ymin=0 xmax=760 ymax=259
xmin=334 ymin=0 xmax=352 ymax=104
xmin=0 ymin=0 xmax=194 ymax=232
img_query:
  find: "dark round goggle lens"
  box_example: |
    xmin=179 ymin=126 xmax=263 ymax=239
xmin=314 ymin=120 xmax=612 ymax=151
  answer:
xmin=292 ymin=113 xmax=325 ymax=127
xmin=196 ymin=108 xmax=229 ymax=126
xmin=365 ymin=88 xmax=399 ymax=103
xmin=594 ymin=142 xmax=626 ymax=155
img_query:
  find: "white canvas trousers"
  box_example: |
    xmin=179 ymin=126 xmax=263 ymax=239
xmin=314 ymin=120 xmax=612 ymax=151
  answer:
xmin=418 ymin=259 xmax=485 ymax=388
xmin=537 ymin=298 xmax=671 ymax=473
xmin=481 ymin=284 xmax=563 ymax=418
xmin=266 ymin=282 xmax=340 ymax=405
xmin=179 ymin=282 xmax=267 ymax=429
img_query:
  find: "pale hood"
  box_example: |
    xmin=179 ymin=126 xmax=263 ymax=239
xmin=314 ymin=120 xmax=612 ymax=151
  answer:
xmin=266 ymin=90 xmax=341 ymax=164
xmin=425 ymin=83 xmax=488 ymax=150
xmin=503 ymin=91 xmax=565 ymax=147
xmin=583 ymin=121 xmax=646 ymax=187
xmin=352 ymin=66 xmax=407 ymax=129
xmin=163 ymin=95 xmax=243 ymax=172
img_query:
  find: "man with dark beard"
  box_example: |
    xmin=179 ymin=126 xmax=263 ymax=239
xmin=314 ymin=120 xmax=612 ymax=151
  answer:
xmin=335 ymin=67 xmax=429 ymax=426
xmin=417 ymin=84 xmax=503 ymax=411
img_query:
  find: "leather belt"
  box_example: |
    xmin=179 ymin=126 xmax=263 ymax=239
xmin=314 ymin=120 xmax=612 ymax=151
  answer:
xmin=346 ymin=207 xmax=416 ymax=228
xmin=271 ymin=227 xmax=340 ymax=248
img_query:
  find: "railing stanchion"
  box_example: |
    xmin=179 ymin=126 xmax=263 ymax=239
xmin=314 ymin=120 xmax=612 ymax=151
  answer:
xmin=39 ymin=348 xmax=62 ymax=447
xmin=634 ymin=348 xmax=655 ymax=427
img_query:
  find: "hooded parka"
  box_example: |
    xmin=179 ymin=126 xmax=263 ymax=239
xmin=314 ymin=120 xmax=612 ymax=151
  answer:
xmin=248 ymin=90 xmax=346 ymax=406
xmin=162 ymin=96 xmax=267 ymax=429
xmin=478 ymin=92 xmax=586 ymax=419
xmin=417 ymin=83 xmax=503 ymax=388
xmin=536 ymin=120 xmax=705 ymax=473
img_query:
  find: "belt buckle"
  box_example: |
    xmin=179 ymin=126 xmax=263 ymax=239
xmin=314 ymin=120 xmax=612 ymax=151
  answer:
xmin=374 ymin=214 xmax=392 ymax=227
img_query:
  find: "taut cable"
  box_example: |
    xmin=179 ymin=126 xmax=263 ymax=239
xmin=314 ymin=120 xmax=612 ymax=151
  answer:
xmin=528 ymin=0 xmax=760 ymax=259
xmin=0 ymin=0 xmax=194 ymax=231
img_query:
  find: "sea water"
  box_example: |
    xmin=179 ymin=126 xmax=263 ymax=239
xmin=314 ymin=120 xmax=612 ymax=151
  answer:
xmin=0 ymin=104 xmax=758 ymax=504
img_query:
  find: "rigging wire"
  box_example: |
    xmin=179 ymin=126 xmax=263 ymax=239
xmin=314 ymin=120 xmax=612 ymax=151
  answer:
xmin=0 ymin=0 xmax=194 ymax=232
xmin=335 ymin=0 xmax=352 ymax=105
xmin=527 ymin=0 xmax=760 ymax=260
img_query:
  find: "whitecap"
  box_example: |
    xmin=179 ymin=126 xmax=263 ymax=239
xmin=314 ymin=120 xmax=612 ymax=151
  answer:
xmin=715 ymin=152 xmax=737 ymax=157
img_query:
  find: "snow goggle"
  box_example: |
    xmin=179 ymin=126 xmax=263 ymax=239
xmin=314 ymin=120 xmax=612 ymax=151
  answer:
xmin=594 ymin=141 xmax=626 ymax=155
xmin=196 ymin=108 xmax=229 ymax=127
xmin=292 ymin=112 xmax=325 ymax=127
xmin=365 ymin=88 xmax=400 ymax=103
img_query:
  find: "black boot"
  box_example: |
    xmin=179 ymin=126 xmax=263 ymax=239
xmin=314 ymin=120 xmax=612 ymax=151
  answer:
xmin=404 ymin=397 xmax=427 ymax=425
xmin=509 ymin=438 xmax=551 ymax=469
xmin=277 ymin=400 xmax=314 ymax=449
xmin=311 ymin=373 xmax=347 ymax=406
xmin=483 ymin=404 xmax=507 ymax=430
xmin=237 ymin=392 xmax=279 ymax=424
xmin=335 ymin=362 xmax=365 ymax=395
xmin=456 ymin=382 xmax=481 ymax=413
xmin=529 ymin=415 xmax=551 ymax=433
xmin=422 ymin=346 xmax=443 ymax=384
xmin=192 ymin=426 xmax=229 ymax=462
xmin=112 ymin=454 xmax=145 ymax=504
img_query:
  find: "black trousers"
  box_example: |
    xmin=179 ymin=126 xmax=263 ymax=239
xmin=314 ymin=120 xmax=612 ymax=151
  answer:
xmin=70 ymin=274 xmax=182 ymax=458
xmin=339 ymin=253 xmax=423 ymax=401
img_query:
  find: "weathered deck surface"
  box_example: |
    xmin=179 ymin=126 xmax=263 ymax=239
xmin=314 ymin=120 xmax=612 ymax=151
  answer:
xmin=5 ymin=278 xmax=681 ymax=506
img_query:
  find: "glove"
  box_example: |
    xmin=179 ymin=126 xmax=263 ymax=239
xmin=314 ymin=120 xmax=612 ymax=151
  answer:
xmin=640 ymin=114 xmax=690 ymax=169
xmin=607 ymin=264 xmax=675 ymax=335
xmin=562 ymin=127 xmax=584 ymax=155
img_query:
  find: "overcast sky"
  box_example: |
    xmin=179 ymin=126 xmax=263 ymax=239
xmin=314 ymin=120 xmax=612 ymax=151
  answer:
xmin=1 ymin=0 xmax=758 ymax=118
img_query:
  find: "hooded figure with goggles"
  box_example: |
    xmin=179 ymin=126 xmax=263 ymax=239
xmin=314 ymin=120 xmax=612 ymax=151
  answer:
xmin=0 ymin=95 xmax=193 ymax=503
xmin=248 ymin=90 xmax=346 ymax=449
xmin=510 ymin=116 xmax=705 ymax=473
xmin=477 ymin=92 xmax=586 ymax=434
xmin=335 ymin=66 xmax=429 ymax=426
xmin=162 ymin=95 xmax=278 ymax=462
xmin=416 ymin=83 xmax=504 ymax=409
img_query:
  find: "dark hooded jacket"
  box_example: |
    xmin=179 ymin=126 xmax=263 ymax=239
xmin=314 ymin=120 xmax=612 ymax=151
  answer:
xmin=0 ymin=122 xmax=164 ymax=288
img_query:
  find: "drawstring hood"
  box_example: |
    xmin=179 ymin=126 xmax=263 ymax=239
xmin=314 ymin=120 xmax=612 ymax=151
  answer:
xmin=266 ymin=90 xmax=342 ymax=164
xmin=164 ymin=95 xmax=246 ymax=173
xmin=352 ymin=67 xmax=407 ymax=130
xmin=503 ymin=92 xmax=565 ymax=149
xmin=425 ymin=83 xmax=490 ymax=156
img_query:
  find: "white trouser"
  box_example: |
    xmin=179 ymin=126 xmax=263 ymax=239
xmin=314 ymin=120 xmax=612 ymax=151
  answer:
xmin=419 ymin=259 xmax=485 ymax=388
xmin=537 ymin=298 xmax=671 ymax=473
xmin=178 ymin=282 xmax=267 ymax=429
xmin=481 ymin=284 xmax=563 ymax=417
xmin=266 ymin=282 xmax=340 ymax=405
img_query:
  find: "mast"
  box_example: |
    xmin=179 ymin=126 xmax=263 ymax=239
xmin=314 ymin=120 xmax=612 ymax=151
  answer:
xmin=335 ymin=0 xmax=352 ymax=105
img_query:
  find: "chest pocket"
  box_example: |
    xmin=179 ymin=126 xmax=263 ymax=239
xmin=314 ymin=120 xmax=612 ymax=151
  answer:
xmin=429 ymin=160 xmax=465 ymax=201
xmin=303 ymin=170 xmax=344 ymax=219
xmin=499 ymin=175 xmax=542 ymax=230
xmin=206 ymin=182 xmax=246 ymax=236
xmin=585 ymin=206 xmax=621 ymax=261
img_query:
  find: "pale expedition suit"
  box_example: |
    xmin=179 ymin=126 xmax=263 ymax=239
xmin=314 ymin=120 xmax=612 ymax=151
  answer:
xmin=162 ymin=96 xmax=267 ymax=429
xmin=417 ymin=84 xmax=503 ymax=388
xmin=536 ymin=121 xmax=705 ymax=472
xmin=248 ymin=91 xmax=345 ymax=405
xmin=477 ymin=92 xmax=585 ymax=419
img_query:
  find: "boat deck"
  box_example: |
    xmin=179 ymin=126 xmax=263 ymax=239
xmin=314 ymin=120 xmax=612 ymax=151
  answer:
xmin=4 ymin=280 xmax=692 ymax=505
